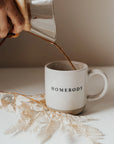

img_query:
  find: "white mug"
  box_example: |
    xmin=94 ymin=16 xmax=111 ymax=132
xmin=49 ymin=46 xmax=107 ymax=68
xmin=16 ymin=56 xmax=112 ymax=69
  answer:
xmin=45 ymin=61 xmax=108 ymax=114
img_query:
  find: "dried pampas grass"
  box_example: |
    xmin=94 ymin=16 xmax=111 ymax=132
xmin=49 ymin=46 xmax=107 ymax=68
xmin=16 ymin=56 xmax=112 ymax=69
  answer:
xmin=0 ymin=92 xmax=104 ymax=144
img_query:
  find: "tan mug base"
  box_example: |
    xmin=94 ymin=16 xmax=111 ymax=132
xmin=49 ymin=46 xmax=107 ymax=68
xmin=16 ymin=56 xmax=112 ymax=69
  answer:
xmin=47 ymin=106 xmax=85 ymax=115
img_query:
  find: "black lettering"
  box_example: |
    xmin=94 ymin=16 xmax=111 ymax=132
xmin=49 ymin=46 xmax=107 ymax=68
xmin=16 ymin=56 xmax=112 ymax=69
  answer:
xmin=51 ymin=87 xmax=83 ymax=92
xmin=51 ymin=87 xmax=54 ymax=91
xmin=59 ymin=88 xmax=64 ymax=92
xmin=65 ymin=88 xmax=67 ymax=92
xmin=77 ymin=87 xmax=80 ymax=91
xmin=80 ymin=86 xmax=83 ymax=90
xmin=72 ymin=88 xmax=76 ymax=92
xmin=55 ymin=88 xmax=59 ymax=91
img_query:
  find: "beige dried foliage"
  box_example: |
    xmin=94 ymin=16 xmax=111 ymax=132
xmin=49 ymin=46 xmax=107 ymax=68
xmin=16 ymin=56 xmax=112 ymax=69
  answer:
xmin=0 ymin=91 xmax=104 ymax=144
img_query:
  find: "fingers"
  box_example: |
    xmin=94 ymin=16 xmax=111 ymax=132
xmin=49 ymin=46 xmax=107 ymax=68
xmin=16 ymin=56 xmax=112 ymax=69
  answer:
xmin=6 ymin=0 xmax=25 ymax=34
xmin=0 ymin=0 xmax=25 ymax=38
xmin=0 ymin=8 xmax=9 ymax=38
xmin=0 ymin=0 xmax=5 ymax=9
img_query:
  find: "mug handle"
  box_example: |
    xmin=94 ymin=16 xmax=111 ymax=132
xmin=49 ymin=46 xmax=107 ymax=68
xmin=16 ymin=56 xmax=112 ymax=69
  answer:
xmin=87 ymin=69 xmax=108 ymax=101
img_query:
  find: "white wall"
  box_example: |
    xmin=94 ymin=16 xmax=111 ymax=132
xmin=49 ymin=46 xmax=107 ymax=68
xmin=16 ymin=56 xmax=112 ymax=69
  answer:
xmin=0 ymin=0 xmax=114 ymax=67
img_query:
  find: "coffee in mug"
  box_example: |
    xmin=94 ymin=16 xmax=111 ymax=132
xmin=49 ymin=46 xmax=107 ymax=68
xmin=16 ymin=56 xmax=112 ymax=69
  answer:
xmin=45 ymin=60 xmax=108 ymax=114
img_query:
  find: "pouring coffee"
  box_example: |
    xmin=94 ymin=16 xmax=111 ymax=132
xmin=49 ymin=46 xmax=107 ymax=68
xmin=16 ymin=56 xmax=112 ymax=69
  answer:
xmin=15 ymin=0 xmax=76 ymax=70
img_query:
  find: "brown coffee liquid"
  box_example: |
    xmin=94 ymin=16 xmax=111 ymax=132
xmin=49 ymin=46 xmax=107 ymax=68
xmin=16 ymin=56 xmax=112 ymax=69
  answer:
xmin=0 ymin=31 xmax=76 ymax=70
xmin=29 ymin=32 xmax=76 ymax=70
xmin=52 ymin=42 xmax=76 ymax=70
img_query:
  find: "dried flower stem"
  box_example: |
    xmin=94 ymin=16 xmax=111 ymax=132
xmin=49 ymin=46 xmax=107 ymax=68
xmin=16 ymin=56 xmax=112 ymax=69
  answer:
xmin=0 ymin=91 xmax=104 ymax=144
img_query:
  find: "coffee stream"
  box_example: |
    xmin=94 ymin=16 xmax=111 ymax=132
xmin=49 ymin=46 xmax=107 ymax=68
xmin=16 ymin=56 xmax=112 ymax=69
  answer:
xmin=52 ymin=43 xmax=76 ymax=70
xmin=29 ymin=32 xmax=76 ymax=70
xmin=0 ymin=32 xmax=76 ymax=70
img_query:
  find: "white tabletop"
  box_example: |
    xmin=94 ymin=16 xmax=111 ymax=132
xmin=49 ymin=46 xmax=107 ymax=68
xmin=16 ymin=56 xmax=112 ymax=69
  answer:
xmin=0 ymin=67 xmax=114 ymax=144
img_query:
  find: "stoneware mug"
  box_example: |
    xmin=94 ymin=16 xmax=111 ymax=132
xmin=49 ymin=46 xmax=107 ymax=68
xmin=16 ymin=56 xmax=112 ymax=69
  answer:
xmin=45 ymin=61 xmax=108 ymax=114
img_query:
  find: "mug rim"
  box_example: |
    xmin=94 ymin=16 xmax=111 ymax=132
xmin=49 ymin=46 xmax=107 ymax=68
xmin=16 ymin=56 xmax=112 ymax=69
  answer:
xmin=45 ymin=60 xmax=88 ymax=72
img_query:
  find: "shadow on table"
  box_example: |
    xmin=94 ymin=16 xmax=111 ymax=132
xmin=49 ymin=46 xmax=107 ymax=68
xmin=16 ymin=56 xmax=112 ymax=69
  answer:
xmin=0 ymin=68 xmax=44 ymax=95
xmin=82 ymin=90 xmax=114 ymax=115
xmin=0 ymin=68 xmax=114 ymax=115
xmin=82 ymin=68 xmax=114 ymax=115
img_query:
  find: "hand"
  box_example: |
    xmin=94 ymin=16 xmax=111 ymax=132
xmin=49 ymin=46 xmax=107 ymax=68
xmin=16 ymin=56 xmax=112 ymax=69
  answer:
xmin=0 ymin=0 xmax=24 ymax=38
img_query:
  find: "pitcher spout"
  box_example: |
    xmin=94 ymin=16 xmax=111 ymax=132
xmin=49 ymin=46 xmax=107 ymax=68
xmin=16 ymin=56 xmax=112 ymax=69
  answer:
xmin=29 ymin=0 xmax=56 ymax=42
